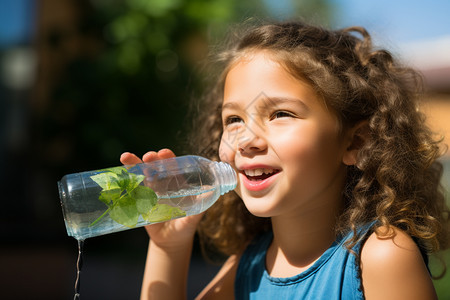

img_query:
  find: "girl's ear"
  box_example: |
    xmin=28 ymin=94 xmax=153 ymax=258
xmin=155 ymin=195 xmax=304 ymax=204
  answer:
xmin=342 ymin=120 xmax=369 ymax=166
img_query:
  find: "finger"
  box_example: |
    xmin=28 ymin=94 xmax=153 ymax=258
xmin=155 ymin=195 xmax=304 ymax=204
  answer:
xmin=157 ymin=148 xmax=176 ymax=160
xmin=142 ymin=151 xmax=158 ymax=163
xmin=120 ymin=152 xmax=143 ymax=165
xmin=142 ymin=149 xmax=175 ymax=162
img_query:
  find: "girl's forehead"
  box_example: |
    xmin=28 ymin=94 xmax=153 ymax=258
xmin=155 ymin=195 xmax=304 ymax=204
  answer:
xmin=225 ymin=49 xmax=313 ymax=92
xmin=225 ymin=51 xmax=292 ymax=86
xmin=224 ymin=51 xmax=315 ymax=99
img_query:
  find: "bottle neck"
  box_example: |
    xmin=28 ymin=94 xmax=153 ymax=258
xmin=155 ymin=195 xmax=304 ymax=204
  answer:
xmin=212 ymin=161 xmax=237 ymax=195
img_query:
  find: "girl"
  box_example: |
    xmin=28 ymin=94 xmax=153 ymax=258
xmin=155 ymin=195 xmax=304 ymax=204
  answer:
xmin=121 ymin=21 xmax=450 ymax=299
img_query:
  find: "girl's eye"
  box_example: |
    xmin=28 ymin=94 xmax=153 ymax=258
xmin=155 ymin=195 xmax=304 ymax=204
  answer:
xmin=271 ymin=111 xmax=294 ymax=120
xmin=224 ymin=116 xmax=244 ymax=126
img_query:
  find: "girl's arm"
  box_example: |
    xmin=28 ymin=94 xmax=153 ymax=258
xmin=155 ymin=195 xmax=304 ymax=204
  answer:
xmin=361 ymin=226 xmax=438 ymax=300
xmin=140 ymin=215 xmax=202 ymax=300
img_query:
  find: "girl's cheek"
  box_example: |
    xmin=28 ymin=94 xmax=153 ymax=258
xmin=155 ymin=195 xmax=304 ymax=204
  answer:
xmin=219 ymin=135 xmax=235 ymax=164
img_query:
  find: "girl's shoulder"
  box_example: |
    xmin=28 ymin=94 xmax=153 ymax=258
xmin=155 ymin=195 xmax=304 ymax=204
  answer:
xmin=195 ymin=254 xmax=241 ymax=300
xmin=360 ymin=226 xmax=437 ymax=300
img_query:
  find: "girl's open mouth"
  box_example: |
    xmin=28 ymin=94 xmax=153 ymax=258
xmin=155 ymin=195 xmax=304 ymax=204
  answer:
xmin=241 ymin=168 xmax=280 ymax=192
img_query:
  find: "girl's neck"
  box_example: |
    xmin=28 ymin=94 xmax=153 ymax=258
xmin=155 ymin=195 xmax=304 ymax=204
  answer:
xmin=266 ymin=196 xmax=343 ymax=277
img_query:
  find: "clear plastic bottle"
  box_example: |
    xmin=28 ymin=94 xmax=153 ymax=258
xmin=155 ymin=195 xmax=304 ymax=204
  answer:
xmin=58 ymin=155 xmax=237 ymax=240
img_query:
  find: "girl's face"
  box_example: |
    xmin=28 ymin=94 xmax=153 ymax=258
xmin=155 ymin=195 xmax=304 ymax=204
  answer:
xmin=219 ymin=51 xmax=351 ymax=219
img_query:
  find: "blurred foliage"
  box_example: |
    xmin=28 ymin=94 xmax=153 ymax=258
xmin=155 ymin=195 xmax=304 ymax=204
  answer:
xmin=43 ymin=0 xmax=334 ymax=173
xmin=434 ymin=159 xmax=450 ymax=299
xmin=292 ymin=0 xmax=335 ymax=25
xmin=44 ymin=0 xmax=266 ymax=172
xmin=431 ymin=249 xmax=450 ymax=300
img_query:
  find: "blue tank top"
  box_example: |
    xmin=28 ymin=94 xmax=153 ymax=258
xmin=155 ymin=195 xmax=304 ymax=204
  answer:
xmin=235 ymin=229 xmax=368 ymax=300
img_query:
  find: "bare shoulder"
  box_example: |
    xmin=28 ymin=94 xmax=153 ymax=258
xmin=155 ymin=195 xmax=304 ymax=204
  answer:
xmin=360 ymin=225 xmax=437 ymax=300
xmin=195 ymin=254 xmax=240 ymax=300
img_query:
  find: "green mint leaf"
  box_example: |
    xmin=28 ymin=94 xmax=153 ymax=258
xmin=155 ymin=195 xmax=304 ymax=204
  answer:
xmin=116 ymin=169 xmax=131 ymax=190
xmin=102 ymin=166 xmax=127 ymax=174
xmin=90 ymin=172 xmax=121 ymax=190
xmin=142 ymin=204 xmax=186 ymax=223
xmin=132 ymin=185 xmax=157 ymax=214
xmin=109 ymin=195 xmax=139 ymax=227
xmin=127 ymin=173 xmax=146 ymax=191
xmin=98 ymin=189 xmax=121 ymax=206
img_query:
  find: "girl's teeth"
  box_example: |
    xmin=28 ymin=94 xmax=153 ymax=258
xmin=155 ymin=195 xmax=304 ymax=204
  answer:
xmin=245 ymin=168 xmax=274 ymax=176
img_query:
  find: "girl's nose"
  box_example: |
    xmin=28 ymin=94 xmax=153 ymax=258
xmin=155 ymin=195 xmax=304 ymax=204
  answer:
xmin=237 ymin=124 xmax=267 ymax=154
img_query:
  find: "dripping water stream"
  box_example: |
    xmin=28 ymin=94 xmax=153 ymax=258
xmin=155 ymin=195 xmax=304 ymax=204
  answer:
xmin=74 ymin=239 xmax=84 ymax=300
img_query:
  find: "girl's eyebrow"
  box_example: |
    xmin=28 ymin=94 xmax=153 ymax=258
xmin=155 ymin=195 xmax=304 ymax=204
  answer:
xmin=221 ymin=101 xmax=240 ymax=111
xmin=258 ymin=97 xmax=310 ymax=111
xmin=222 ymin=96 xmax=310 ymax=112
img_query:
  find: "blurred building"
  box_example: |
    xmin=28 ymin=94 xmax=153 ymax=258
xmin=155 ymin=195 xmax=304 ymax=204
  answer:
xmin=399 ymin=36 xmax=450 ymax=157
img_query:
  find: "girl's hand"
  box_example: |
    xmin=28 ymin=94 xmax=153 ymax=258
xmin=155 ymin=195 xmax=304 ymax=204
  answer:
xmin=120 ymin=149 xmax=203 ymax=251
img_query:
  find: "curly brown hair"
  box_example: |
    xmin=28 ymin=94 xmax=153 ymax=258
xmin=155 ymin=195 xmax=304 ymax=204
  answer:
xmin=189 ymin=20 xmax=450 ymax=263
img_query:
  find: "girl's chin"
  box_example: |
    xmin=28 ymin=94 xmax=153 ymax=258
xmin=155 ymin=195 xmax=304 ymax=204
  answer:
xmin=245 ymin=206 xmax=276 ymax=218
xmin=239 ymin=192 xmax=279 ymax=218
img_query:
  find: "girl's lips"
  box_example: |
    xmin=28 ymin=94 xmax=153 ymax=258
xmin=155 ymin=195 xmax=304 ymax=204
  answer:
xmin=239 ymin=169 xmax=280 ymax=192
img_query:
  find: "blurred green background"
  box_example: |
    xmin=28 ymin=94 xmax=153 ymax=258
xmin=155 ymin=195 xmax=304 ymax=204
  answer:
xmin=0 ymin=0 xmax=449 ymax=299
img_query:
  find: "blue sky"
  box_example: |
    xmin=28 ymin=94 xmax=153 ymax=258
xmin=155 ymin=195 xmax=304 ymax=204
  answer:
xmin=263 ymin=0 xmax=450 ymax=46
xmin=331 ymin=0 xmax=450 ymax=44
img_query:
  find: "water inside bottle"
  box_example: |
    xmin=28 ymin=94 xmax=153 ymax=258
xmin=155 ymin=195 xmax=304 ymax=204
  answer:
xmin=157 ymin=186 xmax=216 ymax=199
xmin=64 ymin=184 xmax=217 ymax=241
